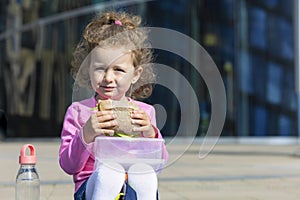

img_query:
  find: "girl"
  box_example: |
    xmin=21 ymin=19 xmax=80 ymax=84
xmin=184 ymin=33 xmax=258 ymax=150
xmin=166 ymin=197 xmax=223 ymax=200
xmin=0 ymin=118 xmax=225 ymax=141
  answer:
xmin=59 ymin=11 xmax=168 ymax=200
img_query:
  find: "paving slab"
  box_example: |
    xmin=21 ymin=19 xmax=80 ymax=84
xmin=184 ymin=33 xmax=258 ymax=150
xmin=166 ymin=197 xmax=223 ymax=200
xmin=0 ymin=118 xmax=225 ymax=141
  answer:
xmin=1 ymin=138 xmax=300 ymax=199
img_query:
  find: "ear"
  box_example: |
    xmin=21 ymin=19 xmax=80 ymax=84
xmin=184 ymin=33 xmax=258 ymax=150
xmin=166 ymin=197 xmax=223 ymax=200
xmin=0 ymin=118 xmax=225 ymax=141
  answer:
xmin=132 ymin=66 xmax=143 ymax=84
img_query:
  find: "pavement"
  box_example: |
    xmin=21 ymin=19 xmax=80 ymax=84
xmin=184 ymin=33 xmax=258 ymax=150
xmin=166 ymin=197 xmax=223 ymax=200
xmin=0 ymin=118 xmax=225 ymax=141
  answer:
xmin=1 ymin=137 xmax=300 ymax=200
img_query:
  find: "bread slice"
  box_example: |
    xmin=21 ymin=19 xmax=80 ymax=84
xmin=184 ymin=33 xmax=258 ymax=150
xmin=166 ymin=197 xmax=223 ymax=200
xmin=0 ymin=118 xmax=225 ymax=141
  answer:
xmin=97 ymin=99 xmax=140 ymax=137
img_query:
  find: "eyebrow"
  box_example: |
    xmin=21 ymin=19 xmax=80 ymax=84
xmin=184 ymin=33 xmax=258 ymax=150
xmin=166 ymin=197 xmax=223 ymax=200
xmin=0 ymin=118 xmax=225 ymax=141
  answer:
xmin=92 ymin=62 xmax=106 ymax=68
xmin=93 ymin=62 xmax=105 ymax=66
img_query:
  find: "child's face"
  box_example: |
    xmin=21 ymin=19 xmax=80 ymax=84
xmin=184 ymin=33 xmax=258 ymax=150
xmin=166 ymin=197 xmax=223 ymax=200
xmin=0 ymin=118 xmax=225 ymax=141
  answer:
xmin=89 ymin=46 xmax=142 ymax=100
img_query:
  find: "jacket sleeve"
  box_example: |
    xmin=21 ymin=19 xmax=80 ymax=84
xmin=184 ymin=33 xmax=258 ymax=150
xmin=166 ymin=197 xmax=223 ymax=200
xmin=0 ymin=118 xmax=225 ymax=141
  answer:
xmin=59 ymin=104 xmax=92 ymax=175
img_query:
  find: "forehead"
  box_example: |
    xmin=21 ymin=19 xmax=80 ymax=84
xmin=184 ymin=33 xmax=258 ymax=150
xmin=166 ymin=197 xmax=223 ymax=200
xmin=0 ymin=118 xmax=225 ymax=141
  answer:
xmin=90 ymin=46 xmax=132 ymax=65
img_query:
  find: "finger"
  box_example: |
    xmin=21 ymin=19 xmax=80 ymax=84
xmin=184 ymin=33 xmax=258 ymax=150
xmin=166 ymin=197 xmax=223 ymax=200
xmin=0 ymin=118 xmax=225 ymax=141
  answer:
xmin=131 ymin=109 xmax=144 ymax=115
xmin=98 ymin=120 xmax=118 ymax=129
xmin=131 ymin=119 xmax=148 ymax=127
xmin=95 ymin=129 xmax=115 ymax=136
xmin=96 ymin=110 xmax=115 ymax=117
xmin=130 ymin=113 xmax=143 ymax=120
xmin=97 ymin=113 xmax=116 ymax=123
xmin=131 ymin=112 xmax=148 ymax=120
xmin=132 ymin=125 xmax=151 ymax=132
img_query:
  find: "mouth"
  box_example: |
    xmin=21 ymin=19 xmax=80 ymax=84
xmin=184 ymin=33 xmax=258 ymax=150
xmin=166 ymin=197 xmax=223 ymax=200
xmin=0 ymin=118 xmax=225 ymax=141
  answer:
xmin=100 ymin=85 xmax=115 ymax=92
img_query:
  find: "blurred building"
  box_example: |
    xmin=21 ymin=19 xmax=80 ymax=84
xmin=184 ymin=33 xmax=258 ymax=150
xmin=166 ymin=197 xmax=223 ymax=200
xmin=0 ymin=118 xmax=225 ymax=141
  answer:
xmin=0 ymin=0 xmax=298 ymax=138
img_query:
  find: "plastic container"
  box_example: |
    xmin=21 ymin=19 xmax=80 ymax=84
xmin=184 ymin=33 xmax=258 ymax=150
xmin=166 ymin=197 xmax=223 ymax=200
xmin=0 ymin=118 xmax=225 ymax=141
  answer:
xmin=15 ymin=144 xmax=40 ymax=200
xmin=94 ymin=137 xmax=166 ymax=171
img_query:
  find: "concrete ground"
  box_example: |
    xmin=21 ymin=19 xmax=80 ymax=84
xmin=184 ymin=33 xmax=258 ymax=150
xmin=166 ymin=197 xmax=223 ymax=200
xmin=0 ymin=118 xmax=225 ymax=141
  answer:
xmin=1 ymin=138 xmax=300 ymax=199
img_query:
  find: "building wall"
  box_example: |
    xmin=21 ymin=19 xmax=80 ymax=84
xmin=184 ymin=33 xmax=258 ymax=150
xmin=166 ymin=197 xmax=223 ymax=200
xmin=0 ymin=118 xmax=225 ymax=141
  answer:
xmin=0 ymin=0 xmax=297 ymax=137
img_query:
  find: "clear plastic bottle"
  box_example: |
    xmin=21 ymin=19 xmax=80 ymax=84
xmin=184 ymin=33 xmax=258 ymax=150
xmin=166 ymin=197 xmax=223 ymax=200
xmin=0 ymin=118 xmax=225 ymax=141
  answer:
xmin=15 ymin=144 xmax=40 ymax=200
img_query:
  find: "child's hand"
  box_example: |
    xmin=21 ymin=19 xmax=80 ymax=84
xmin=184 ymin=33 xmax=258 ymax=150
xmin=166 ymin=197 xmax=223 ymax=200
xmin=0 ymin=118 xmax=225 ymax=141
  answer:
xmin=130 ymin=107 xmax=156 ymax=138
xmin=83 ymin=110 xmax=117 ymax=143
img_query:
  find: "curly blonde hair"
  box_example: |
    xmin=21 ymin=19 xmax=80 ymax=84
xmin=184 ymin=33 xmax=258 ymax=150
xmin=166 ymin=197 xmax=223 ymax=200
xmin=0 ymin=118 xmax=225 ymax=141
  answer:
xmin=71 ymin=11 xmax=155 ymax=99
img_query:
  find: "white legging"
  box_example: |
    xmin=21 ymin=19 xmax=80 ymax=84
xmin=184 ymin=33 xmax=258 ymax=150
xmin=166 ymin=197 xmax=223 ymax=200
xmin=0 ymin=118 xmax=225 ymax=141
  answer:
xmin=85 ymin=162 xmax=158 ymax=200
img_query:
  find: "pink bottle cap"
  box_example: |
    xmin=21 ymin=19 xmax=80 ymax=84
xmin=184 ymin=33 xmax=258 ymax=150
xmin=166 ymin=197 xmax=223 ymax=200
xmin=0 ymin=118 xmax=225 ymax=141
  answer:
xmin=19 ymin=144 xmax=36 ymax=164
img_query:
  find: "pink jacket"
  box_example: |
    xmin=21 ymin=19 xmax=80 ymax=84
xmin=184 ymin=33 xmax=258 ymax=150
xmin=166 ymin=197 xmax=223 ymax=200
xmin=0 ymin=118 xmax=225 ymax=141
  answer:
xmin=59 ymin=97 xmax=168 ymax=192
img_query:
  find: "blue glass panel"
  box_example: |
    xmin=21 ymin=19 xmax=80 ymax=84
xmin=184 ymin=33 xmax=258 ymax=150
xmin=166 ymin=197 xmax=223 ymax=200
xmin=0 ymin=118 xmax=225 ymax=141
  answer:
xmin=279 ymin=115 xmax=292 ymax=136
xmin=252 ymin=55 xmax=266 ymax=100
xmin=290 ymin=93 xmax=297 ymax=111
xmin=266 ymin=110 xmax=279 ymax=135
xmin=220 ymin=25 xmax=234 ymax=59
xmin=266 ymin=62 xmax=282 ymax=105
xmin=262 ymin=0 xmax=279 ymax=8
xmin=220 ymin=0 xmax=234 ymax=20
xmin=238 ymin=52 xmax=253 ymax=94
xmin=269 ymin=16 xmax=293 ymax=60
xmin=268 ymin=15 xmax=281 ymax=57
xmin=254 ymin=106 xmax=267 ymax=136
xmin=279 ymin=19 xmax=294 ymax=60
xmin=249 ymin=7 xmax=267 ymax=49
xmin=279 ymin=0 xmax=293 ymax=18
xmin=282 ymin=70 xmax=297 ymax=111
xmin=282 ymin=70 xmax=292 ymax=109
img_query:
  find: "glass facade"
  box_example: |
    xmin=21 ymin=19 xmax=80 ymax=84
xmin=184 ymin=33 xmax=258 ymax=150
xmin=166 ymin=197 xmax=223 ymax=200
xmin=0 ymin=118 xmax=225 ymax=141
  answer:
xmin=0 ymin=0 xmax=298 ymax=138
xmin=236 ymin=0 xmax=297 ymax=136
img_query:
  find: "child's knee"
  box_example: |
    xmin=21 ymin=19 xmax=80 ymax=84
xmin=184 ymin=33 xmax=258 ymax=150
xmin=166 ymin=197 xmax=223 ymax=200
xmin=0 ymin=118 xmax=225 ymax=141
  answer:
xmin=128 ymin=163 xmax=155 ymax=174
xmin=127 ymin=163 xmax=157 ymax=185
xmin=127 ymin=163 xmax=158 ymax=199
xmin=86 ymin=162 xmax=126 ymax=199
xmin=96 ymin=162 xmax=126 ymax=180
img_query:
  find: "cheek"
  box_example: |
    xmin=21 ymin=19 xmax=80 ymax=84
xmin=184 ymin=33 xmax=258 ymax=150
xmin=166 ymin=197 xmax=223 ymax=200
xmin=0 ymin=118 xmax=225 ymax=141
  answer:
xmin=116 ymin=74 xmax=133 ymax=86
xmin=91 ymin=72 xmax=104 ymax=82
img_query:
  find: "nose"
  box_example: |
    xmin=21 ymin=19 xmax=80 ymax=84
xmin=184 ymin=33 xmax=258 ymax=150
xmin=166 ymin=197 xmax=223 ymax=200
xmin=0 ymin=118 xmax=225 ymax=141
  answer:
xmin=103 ymin=69 xmax=114 ymax=83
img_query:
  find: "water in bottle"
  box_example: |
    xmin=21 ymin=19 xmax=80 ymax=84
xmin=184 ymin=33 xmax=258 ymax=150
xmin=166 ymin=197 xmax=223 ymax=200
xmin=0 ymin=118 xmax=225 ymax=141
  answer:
xmin=15 ymin=144 xmax=40 ymax=200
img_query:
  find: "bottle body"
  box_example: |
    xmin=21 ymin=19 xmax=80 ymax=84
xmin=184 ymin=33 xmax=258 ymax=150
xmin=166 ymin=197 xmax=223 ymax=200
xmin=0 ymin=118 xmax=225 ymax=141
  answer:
xmin=15 ymin=164 xmax=40 ymax=200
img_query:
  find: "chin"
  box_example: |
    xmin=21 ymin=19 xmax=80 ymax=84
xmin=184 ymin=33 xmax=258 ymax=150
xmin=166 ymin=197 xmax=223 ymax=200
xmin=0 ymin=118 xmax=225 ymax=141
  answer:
xmin=99 ymin=94 xmax=122 ymax=100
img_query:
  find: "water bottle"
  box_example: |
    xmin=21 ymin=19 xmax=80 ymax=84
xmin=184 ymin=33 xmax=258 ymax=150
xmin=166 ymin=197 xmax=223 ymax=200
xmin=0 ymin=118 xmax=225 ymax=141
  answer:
xmin=15 ymin=144 xmax=40 ymax=200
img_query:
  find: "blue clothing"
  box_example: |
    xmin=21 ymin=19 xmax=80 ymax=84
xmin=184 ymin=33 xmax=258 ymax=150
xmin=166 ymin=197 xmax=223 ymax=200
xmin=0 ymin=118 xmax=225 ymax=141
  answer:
xmin=74 ymin=179 xmax=159 ymax=200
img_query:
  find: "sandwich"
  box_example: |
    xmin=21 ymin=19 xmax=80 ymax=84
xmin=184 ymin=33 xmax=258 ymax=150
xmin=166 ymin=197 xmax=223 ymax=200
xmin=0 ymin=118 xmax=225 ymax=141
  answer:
xmin=97 ymin=99 xmax=140 ymax=137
